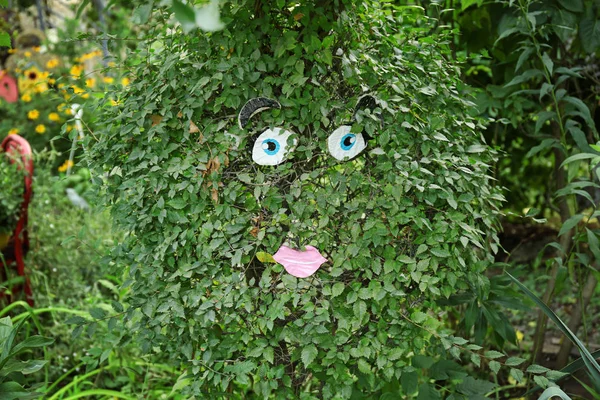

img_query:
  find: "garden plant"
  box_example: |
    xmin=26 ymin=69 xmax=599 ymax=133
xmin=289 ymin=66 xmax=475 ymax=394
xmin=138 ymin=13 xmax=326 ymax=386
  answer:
xmin=86 ymin=0 xmax=506 ymax=397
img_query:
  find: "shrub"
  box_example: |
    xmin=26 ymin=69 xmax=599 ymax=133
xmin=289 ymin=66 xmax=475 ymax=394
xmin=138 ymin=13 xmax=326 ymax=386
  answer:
xmin=88 ymin=1 xmax=502 ymax=397
xmin=0 ymin=154 xmax=24 ymax=236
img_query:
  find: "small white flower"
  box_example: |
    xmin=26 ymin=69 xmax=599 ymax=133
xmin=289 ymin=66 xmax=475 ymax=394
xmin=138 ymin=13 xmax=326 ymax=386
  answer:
xmin=50 ymin=224 xmax=54 ymax=229
xmin=52 ymin=268 xmax=57 ymax=272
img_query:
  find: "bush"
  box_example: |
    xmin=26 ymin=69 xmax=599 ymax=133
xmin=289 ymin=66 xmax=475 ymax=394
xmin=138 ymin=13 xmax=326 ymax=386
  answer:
xmin=88 ymin=1 xmax=502 ymax=397
xmin=0 ymin=153 xmax=25 ymax=236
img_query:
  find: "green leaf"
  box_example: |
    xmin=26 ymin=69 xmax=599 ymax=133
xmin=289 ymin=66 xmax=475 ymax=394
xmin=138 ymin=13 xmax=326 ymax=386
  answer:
xmin=494 ymin=27 xmax=520 ymax=45
xmin=0 ymin=31 xmax=10 ymax=48
xmin=557 ymin=0 xmax=582 ymax=13
xmin=505 ymin=69 xmax=544 ymax=87
xmin=357 ymin=358 xmax=371 ymax=374
xmin=510 ymin=368 xmax=525 ymax=383
xmin=301 ymin=344 xmax=317 ymax=367
xmin=484 ymin=350 xmax=504 ymax=359
xmin=515 ymin=46 xmax=534 ymax=72
xmin=489 ymin=360 xmax=501 ymax=375
xmin=507 ymin=273 xmax=600 ymax=376
xmin=505 ymin=356 xmax=526 ymax=366
xmin=168 ymin=198 xmax=187 ymax=210
xmin=401 ymin=371 xmax=418 ymax=394
xmin=75 ymin=0 xmax=91 ymax=19
xmin=65 ymin=316 xmax=88 ymax=325
xmin=417 ymin=383 xmax=441 ymax=400
xmin=558 ymin=214 xmax=583 ymax=237
xmin=172 ymin=0 xmax=197 ymax=33
xmin=560 ymin=153 xmax=598 ymax=168
xmin=90 ymin=308 xmax=107 ymax=319
xmin=527 ymin=364 xmax=550 ymax=374
xmin=542 ymin=53 xmax=554 ymax=76
xmin=0 ymin=382 xmax=33 ymax=400
xmin=331 ymin=282 xmax=345 ymax=298
xmin=580 ymin=17 xmax=600 ymax=54
xmin=256 ymin=252 xmax=276 ymax=263
xmin=111 ymin=300 xmax=124 ymax=313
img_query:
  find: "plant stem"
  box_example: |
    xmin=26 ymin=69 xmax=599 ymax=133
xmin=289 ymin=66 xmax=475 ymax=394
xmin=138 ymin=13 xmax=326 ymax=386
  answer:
xmin=555 ymin=272 xmax=598 ymax=368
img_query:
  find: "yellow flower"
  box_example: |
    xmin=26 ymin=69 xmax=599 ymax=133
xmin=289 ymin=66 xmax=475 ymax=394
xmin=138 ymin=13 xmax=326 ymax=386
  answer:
xmin=48 ymin=78 xmax=56 ymax=85
xmin=103 ymin=76 xmax=114 ymax=84
xmin=58 ymin=159 xmax=74 ymax=173
xmin=70 ymin=64 xmax=84 ymax=78
xmin=516 ymin=330 xmax=524 ymax=342
xmin=20 ymin=67 xmax=49 ymax=95
xmin=24 ymin=51 xmax=31 ymax=57
xmin=35 ymin=124 xmax=46 ymax=134
xmin=33 ymin=46 xmax=41 ymax=52
xmin=121 ymin=77 xmax=130 ymax=86
xmin=48 ymin=113 xmax=60 ymax=122
xmin=66 ymin=124 xmax=73 ymax=132
xmin=21 ymin=93 xmax=32 ymax=102
xmin=8 ymin=128 xmax=19 ymax=135
xmin=28 ymin=109 xmax=40 ymax=120
xmin=46 ymin=58 xmax=60 ymax=69
xmin=8 ymin=49 xmax=17 ymax=54
xmin=85 ymin=78 xmax=95 ymax=88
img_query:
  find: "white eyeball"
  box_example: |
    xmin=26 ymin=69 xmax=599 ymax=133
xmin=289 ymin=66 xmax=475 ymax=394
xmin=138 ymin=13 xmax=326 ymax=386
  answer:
xmin=252 ymin=127 xmax=297 ymax=166
xmin=327 ymin=125 xmax=367 ymax=161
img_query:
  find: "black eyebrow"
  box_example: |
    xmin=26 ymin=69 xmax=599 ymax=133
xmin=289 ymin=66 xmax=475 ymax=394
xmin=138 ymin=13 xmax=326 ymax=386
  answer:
xmin=238 ymin=97 xmax=281 ymax=129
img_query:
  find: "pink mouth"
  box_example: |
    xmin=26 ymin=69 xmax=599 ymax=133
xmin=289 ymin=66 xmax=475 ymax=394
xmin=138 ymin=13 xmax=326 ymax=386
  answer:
xmin=273 ymin=245 xmax=328 ymax=278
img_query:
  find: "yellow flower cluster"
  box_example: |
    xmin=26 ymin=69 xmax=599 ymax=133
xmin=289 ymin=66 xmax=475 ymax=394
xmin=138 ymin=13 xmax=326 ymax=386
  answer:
xmin=28 ymin=109 xmax=40 ymax=120
xmin=46 ymin=58 xmax=60 ymax=69
xmin=58 ymin=159 xmax=74 ymax=173
xmin=35 ymin=124 xmax=46 ymax=134
xmin=79 ymin=50 xmax=102 ymax=62
xmin=8 ymin=128 xmax=19 ymax=135
xmin=48 ymin=113 xmax=60 ymax=122
xmin=19 ymin=66 xmax=50 ymax=96
xmin=70 ymin=64 xmax=84 ymax=78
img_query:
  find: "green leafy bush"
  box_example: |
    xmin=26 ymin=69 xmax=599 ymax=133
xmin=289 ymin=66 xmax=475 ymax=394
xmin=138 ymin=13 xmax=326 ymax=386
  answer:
xmin=88 ymin=1 xmax=502 ymax=397
xmin=0 ymin=315 xmax=53 ymax=399
xmin=0 ymin=155 xmax=25 ymax=236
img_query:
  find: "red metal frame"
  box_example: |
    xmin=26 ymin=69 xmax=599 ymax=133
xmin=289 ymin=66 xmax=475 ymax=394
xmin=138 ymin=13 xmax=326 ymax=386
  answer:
xmin=1 ymin=134 xmax=34 ymax=306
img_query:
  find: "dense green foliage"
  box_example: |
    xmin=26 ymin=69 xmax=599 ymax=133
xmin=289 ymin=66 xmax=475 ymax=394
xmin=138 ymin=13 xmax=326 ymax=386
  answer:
xmin=88 ymin=1 xmax=502 ymax=397
xmin=0 ymin=155 xmax=24 ymax=236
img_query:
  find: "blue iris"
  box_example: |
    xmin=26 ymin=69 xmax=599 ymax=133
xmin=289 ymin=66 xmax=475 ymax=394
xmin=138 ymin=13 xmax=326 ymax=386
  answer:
xmin=262 ymin=139 xmax=280 ymax=155
xmin=340 ymin=134 xmax=356 ymax=151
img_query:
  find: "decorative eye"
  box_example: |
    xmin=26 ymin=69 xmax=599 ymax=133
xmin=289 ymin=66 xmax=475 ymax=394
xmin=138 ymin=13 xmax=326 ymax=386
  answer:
xmin=252 ymin=127 xmax=297 ymax=166
xmin=327 ymin=125 xmax=367 ymax=161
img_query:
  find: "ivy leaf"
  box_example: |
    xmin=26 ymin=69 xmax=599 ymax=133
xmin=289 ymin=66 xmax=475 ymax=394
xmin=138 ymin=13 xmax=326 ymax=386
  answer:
xmin=301 ymin=344 xmax=317 ymax=367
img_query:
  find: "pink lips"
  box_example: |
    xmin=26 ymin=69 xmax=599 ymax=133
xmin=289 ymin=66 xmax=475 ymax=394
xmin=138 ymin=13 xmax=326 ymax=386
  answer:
xmin=273 ymin=245 xmax=328 ymax=278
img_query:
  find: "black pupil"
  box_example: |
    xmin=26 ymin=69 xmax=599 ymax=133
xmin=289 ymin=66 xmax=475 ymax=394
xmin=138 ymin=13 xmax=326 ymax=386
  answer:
xmin=343 ymin=136 xmax=353 ymax=146
xmin=267 ymin=141 xmax=277 ymax=151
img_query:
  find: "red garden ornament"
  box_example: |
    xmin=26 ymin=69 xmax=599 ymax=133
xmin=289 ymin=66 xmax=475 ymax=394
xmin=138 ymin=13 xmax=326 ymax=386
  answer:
xmin=1 ymin=134 xmax=34 ymax=306
xmin=0 ymin=71 xmax=18 ymax=103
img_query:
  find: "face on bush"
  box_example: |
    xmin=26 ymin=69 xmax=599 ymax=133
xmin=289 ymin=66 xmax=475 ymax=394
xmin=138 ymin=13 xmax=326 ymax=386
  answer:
xmin=93 ymin=2 xmax=501 ymax=397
